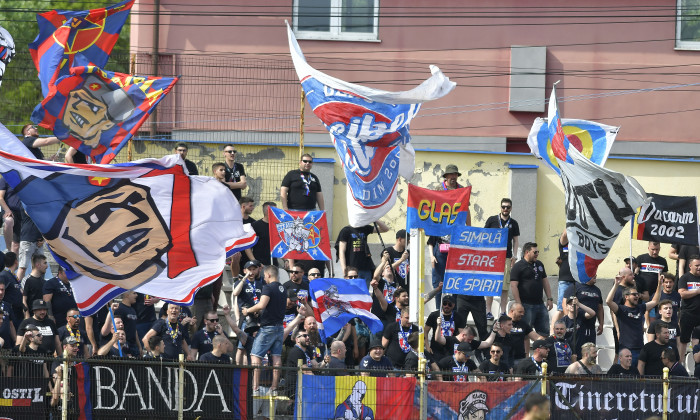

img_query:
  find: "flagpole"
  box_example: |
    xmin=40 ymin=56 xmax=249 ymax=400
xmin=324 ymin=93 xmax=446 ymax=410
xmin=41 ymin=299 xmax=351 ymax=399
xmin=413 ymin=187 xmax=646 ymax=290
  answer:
xmin=299 ymin=87 xmax=305 ymax=158
xmin=417 ymin=228 xmax=427 ymax=420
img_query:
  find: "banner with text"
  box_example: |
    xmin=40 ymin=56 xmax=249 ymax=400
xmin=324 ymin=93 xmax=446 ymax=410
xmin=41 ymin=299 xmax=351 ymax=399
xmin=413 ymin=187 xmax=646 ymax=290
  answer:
xmin=406 ymin=184 xmax=471 ymax=237
xmin=552 ymin=378 xmax=700 ymax=420
xmin=443 ymin=226 xmax=508 ymax=297
xmin=634 ymin=193 xmax=699 ymax=246
xmin=75 ymin=362 xmax=249 ymax=419
xmin=0 ymin=375 xmax=48 ymax=419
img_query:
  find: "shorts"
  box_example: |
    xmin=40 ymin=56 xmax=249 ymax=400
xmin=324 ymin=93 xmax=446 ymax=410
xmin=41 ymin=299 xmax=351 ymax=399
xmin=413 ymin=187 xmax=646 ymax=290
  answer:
xmin=18 ymin=241 xmax=44 ymax=270
xmin=250 ymin=324 xmax=284 ymax=358
xmin=237 ymin=321 xmax=255 ymax=353
xmin=502 ymin=261 xmax=512 ymax=291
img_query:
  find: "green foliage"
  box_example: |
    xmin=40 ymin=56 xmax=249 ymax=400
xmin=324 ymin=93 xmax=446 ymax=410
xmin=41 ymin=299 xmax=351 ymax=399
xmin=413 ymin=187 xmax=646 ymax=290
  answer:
xmin=0 ymin=0 xmax=131 ymax=133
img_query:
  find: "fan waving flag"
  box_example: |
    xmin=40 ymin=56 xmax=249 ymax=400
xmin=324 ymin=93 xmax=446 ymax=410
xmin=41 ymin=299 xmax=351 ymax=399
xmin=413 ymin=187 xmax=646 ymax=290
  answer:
xmin=309 ymin=277 xmax=383 ymax=339
xmin=0 ymin=151 xmax=253 ymax=315
xmin=268 ymin=206 xmax=331 ymax=261
xmin=288 ymin=23 xmax=455 ymax=227
xmin=528 ymin=85 xmax=619 ymax=175
xmin=31 ymin=55 xmax=178 ymax=164
xmin=29 ymin=0 xmax=134 ymax=96
xmin=559 ymin=147 xmax=647 ymax=283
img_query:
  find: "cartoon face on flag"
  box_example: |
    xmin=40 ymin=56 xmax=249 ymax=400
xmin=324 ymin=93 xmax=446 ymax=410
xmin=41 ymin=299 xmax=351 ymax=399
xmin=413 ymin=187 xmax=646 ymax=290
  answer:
xmin=0 ymin=151 xmax=254 ymax=315
xmin=309 ymin=277 xmax=383 ymax=338
xmin=31 ymin=57 xmax=178 ymax=163
xmin=0 ymin=25 xmax=15 ymax=89
xmin=268 ymin=206 xmax=331 ymax=261
xmin=425 ymin=381 xmax=532 ymax=419
xmin=29 ymin=0 xmax=134 ymax=96
xmin=287 ymin=23 xmax=455 ymax=227
xmin=559 ymin=147 xmax=647 ymax=283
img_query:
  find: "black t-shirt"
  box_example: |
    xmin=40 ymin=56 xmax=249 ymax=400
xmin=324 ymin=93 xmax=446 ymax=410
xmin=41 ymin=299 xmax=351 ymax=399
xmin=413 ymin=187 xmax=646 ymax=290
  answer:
xmin=371 ymin=278 xmax=398 ymax=321
xmin=12 ymin=345 xmax=46 ymax=377
xmin=557 ymin=240 xmax=575 ymax=283
xmin=437 ymin=355 xmax=477 ymax=382
xmin=510 ymin=319 xmax=533 ymax=360
xmin=545 ymin=336 xmax=573 ymax=373
xmin=260 ymin=281 xmax=286 ymax=327
xmin=478 ymin=359 xmax=509 ymax=381
xmin=647 ymin=319 xmax=680 ymax=346
xmin=283 ymin=279 xmax=311 ymax=302
xmin=150 ymin=319 xmax=190 ymax=360
xmin=494 ymin=334 xmax=515 ymax=369
xmin=693 ymin=344 xmax=700 ymax=379
xmin=563 ymin=283 xmax=602 ymax=328
xmin=17 ymin=317 xmax=58 ymax=354
xmin=19 ymin=210 xmax=42 ymax=242
xmin=199 ymin=352 xmax=231 ymax=364
xmin=134 ymin=293 xmax=157 ymax=324
xmin=607 ymin=364 xmax=640 ymax=376
xmin=0 ymin=269 xmax=22 ymax=308
xmin=484 ymin=215 xmax=520 ymax=258
xmin=635 ymin=254 xmax=667 ymax=295
xmin=615 ymin=303 xmax=647 ymax=350
xmin=22 ymin=136 xmax=44 ymax=160
xmin=383 ymin=246 xmax=408 ymax=287
xmin=251 ymin=219 xmax=275 ymax=266
xmin=639 ymin=341 xmax=678 ymax=376
xmin=191 ymin=329 xmax=218 ymax=357
xmin=337 ymin=225 xmax=375 ymax=272
xmin=425 ymin=310 xmax=466 ymax=358
xmin=678 ymin=246 xmax=700 ymax=276
xmin=281 ymin=169 xmax=322 ymax=210
xmin=224 ymin=162 xmax=246 ymax=200
xmin=382 ymin=322 xmax=417 ymax=368
xmin=42 ymin=277 xmax=76 ymax=328
xmin=514 ymin=357 xmax=544 ymax=376
xmin=511 ymin=259 xmax=548 ymax=305
xmin=678 ymin=272 xmax=700 ymax=312
xmin=23 ymin=275 xmax=46 ymax=316
xmin=115 ymin=304 xmax=139 ymax=346
xmin=359 ymin=355 xmax=393 ymax=377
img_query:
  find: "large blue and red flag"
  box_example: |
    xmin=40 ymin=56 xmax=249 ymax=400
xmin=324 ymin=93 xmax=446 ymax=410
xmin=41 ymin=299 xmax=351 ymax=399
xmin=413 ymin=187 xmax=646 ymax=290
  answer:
xmin=309 ymin=277 xmax=383 ymax=339
xmin=443 ymin=226 xmax=508 ymax=297
xmin=288 ymin=23 xmax=455 ymax=227
xmin=527 ymin=85 xmax=618 ymax=175
xmin=0 ymin=144 xmax=254 ymax=315
xmin=406 ymin=184 xmax=471 ymax=236
xmin=268 ymin=206 xmax=331 ymax=261
xmin=31 ymin=55 xmax=178 ymax=164
xmin=28 ymin=0 xmax=134 ymax=97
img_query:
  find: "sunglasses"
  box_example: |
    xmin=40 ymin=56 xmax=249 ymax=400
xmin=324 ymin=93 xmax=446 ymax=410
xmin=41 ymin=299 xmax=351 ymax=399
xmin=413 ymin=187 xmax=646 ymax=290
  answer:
xmin=533 ymin=251 xmax=539 ymax=254
xmin=224 ymin=150 xmax=237 ymax=154
xmin=490 ymin=350 xmax=502 ymax=353
xmin=207 ymin=318 xmax=218 ymax=322
xmin=442 ymin=302 xmax=454 ymax=307
xmin=501 ymin=205 xmax=511 ymax=209
xmin=290 ymin=270 xmax=302 ymax=274
xmin=347 ymin=275 xmax=358 ymax=279
xmin=309 ymin=272 xmax=321 ymax=277
xmin=301 ymin=159 xmax=313 ymax=163
xmin=70 ymin=314 xmax=81 ymax=319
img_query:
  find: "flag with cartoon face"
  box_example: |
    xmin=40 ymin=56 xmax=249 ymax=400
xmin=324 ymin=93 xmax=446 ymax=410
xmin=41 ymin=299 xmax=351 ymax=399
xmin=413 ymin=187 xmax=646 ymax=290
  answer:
xmin=31 ymin=55 xmax=178 ymax=164
xmin=0 ymin=149 xmax=254 ymax=315
xmin=268 ymin=207 xmax=331 ymax=261
xmin=28 ymin=0 xmax=134 ymax=96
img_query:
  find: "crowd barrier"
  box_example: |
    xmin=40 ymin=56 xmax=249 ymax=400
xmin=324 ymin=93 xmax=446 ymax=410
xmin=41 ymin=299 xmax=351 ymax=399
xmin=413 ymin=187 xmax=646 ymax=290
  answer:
xmin=1 ymin=355 xmax=698 ymax=419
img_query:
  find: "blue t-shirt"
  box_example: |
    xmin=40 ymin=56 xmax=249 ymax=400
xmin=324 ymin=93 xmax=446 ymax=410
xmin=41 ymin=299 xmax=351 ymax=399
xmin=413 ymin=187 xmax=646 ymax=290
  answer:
xmin=43 ymin=277 xmax=77 ymax=328
xmin=236 ymin=277 xmax=264 ymax=309
xmin=199 ymin=352 xmax=231 ymax=364
xmin=0 ymin=269 xmax=22 ymax=307
xmin=191 ymin=328 xmax=218 ymax=358
xmin=616 ymin=303 xmax=647 ymax=350
xmin=259 ymin=281 xmax=286 ymax=327
xmin=151 ymin=319 xmax=190 ymax=360
xmin=359 ymin=355 xmax=394 ymax=377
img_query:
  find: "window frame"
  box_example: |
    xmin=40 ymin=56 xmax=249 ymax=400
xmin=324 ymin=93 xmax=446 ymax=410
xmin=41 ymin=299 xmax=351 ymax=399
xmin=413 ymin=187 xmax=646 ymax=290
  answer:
xmin=676 ymin=0 xmax=700 ymax=50
xmin=292 ymin=0 xmax=380 ymax=42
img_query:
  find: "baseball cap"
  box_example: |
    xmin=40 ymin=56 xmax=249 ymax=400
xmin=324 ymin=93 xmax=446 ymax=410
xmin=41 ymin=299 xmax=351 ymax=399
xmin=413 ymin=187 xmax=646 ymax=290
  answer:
xmin=532 ymin=339 xmax=550 ymax=350
xmin=32 ymin=299 xmax=48 ymax=310
xmin=287 ymin=289 xmax=298 ymax=300
xmin=244 ymin=260 xmax=261 ymax=269
xmin=456 ymin=342 xmax=474 ymax=356
xmin=63 ymin=336 xmax=79 ymax=346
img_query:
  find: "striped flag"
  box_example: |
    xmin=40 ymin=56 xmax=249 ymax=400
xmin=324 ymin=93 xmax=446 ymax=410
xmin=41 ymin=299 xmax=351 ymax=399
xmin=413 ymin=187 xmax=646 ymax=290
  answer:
xmin=309 ymin=278 xmax=383 ymax=340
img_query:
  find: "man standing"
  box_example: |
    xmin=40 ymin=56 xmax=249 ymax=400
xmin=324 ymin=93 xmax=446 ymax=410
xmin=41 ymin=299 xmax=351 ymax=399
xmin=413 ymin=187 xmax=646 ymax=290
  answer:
xmin=115 ymin=291 xmax=142 ymax=357
xmin=10 ymin=325 xmax=49 ymax=378
xmin=562 ymin=276 xmax=604 ymax=356
xmin=561 ymin=297 xmax=596 ymax=357
xmin=383 ymin=230 xmax=409 ymax=288
xmin=22 ymin=254 xmax=47 ymax=318
xmin=382 ymin=307 xmax=418 ymax=369
xmin=283 ymin=264 xmax=310 ymax=301
xmin=280 ymin=154 xmax=324 ymax=211
xmin=656 ymin=272 xmax=681 ymax=323
xmin=42 ymin=266 xmax=76 ymax=328
xmin=425 ymin=294 xmax=466 ymax=361
xmin=511 ymin=242 xmax=553 ymax=337
xmin=638 ymin=323 xmax=677 ymax=376
xmin=508 ymin=303 xmax=544 ymax=364
xmin=607 ymin=348 xmax=640 ymax=376
xmin=143 ymin=304 xmax=192 ymax=360
xmin=0 ymin=252 xmax=22 ymax=326
xmin=440 ymin=164 xmax=464 ymax=191
xmin=478 ymin=343 xmax=510 ymax=381
xmin=190 ymin=310 xmax=224 ymax=360
xmin=678 ymin=255 xmax=700 ymax=358
xmin=647 ymin=299 xmax=680 ymax=349
xmin=372 ymin=280 xmax=409 ymax=327
xmin=241 ymin=265 xmax=286 ymax=395
xmin=17 ymin=217 xmax=45 ymax=286
xmin=20 ymin=124 xmax=60 ymax=160
xmin=233 ymin=261 xmax=263 ymax=363
xmin=285 ymin=329 xmax=319 ymax=399
xmin=16 ymin=299 xmax=60 ymax=355
xmin=564 ymin=342 xmax=603 ymax=375
xmin=56 ymin=309 xmax=88 ymax=357
xmin=606 ymin=273 xmax=662 ymax=366
xmin=338 ymin=221 xmax=389 ymax=287
xmin=0 ymin=178 xmax=21 ymax=253
xmin=174 ymin=142 xmax=198 ymax=175
xmin=222 ymin=144 xmax=247 ymax=200
xmin=484 ymin=198 xmax=520 ymax=319
xmin=662 ymin=347 xmax=689 ymax=377
xmin=637 ymin=242 xmax=668 ymax=295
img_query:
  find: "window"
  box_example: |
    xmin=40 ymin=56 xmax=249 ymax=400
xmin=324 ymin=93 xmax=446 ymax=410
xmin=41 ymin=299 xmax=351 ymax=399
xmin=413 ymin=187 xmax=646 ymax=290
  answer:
xmin=293 ymin=0 xmax=379 ymax=41
xmin=677 ymin=0 xmax=700 ymax=49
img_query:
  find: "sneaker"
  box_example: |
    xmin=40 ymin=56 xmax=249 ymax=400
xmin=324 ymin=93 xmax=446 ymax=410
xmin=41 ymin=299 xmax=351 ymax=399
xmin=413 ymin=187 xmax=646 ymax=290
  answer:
xmin=486 ymin=312 xmax=494 ymax=321
xmin=252 ymin=388 xmax=261 ymax=397
xmin=500 ymin=312 xmax=507 ymax=317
